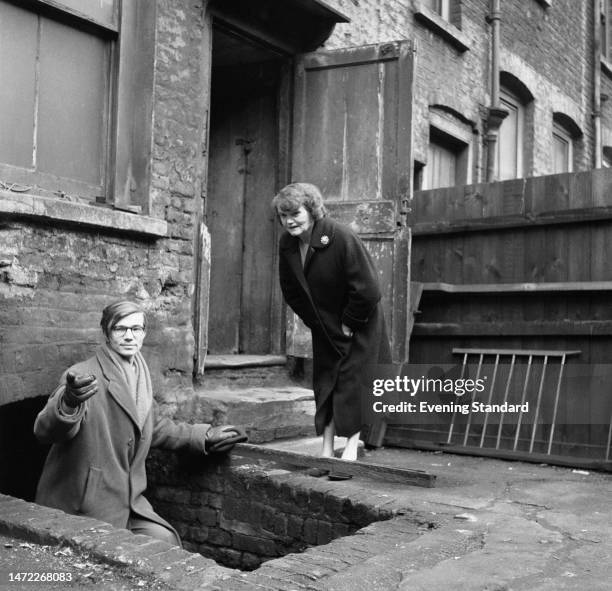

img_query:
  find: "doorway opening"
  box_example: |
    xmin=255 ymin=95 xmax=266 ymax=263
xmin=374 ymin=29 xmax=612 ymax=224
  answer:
xmin=206 ymin=26 xmax=289 ymax=355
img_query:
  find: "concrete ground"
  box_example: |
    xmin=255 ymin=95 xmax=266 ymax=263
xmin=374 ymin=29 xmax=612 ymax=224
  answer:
xmin=1 ymin=440 xmax=610 ymax=590
xmin=251 ymin=437 xmax=612 ymax=590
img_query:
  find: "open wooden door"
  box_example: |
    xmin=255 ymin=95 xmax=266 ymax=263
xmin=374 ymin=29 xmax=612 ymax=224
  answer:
xmin=288 ymin=41 xmax=415 ymax=363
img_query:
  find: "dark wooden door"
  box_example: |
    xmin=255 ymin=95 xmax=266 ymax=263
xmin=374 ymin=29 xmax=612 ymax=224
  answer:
xmin=289 ymin=41 xmax=415 ymax=362
xmin=206 ymin=63 xmax=280 ymax=354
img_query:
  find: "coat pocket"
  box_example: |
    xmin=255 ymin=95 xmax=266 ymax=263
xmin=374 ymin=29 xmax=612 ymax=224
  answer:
xmin=78 ymin=466 xmax=102 ymax=514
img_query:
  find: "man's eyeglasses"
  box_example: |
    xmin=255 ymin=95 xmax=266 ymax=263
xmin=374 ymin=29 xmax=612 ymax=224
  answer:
xmin=111 ymin=325 xmax=146 ymax=337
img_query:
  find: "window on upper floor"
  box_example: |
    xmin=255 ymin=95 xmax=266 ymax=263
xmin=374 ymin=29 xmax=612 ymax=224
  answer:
xmin=0 ymin=0 xmax=155 ymax=212
xmin=425 ymin=138 xmax=456 ymax=189
xmin=552 ymin=123 xmax=573 ymax=173
xmin=551 ymin=113 xmax=582 ymax=174
xmin=421 ymin=0 xmax=464 ymax=27
xmin=424 ymin=0 xmax=450 ymax=21
xmin=497 ymin=88 xmax=525 ymax=180
xmin=602 ymin=0 xmax=611 ymax=61
xmin=423 ymin=126 xmax=471 ymax=189
xmin=414 ymin=0 xmax=468 ymax=51
xmin=603 ymin=146 xmax=612 ymax=167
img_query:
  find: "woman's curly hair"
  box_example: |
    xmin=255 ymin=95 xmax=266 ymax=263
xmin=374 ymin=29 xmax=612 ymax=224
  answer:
xmin=271 ymin=183 xmax=327 ymax=221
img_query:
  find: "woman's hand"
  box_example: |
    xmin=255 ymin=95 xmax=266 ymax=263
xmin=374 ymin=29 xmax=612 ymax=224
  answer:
xmin=341 ymin=323 xmax=354 ymax=338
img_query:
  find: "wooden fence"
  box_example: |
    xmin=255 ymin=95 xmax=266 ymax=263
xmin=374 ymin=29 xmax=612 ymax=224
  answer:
xmin=388 ymin=169 xmax=612 ymax=469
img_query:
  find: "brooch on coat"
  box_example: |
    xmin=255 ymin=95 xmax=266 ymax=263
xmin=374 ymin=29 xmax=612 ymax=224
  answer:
xmin=320 ymin=235 xmax=330 ymax=245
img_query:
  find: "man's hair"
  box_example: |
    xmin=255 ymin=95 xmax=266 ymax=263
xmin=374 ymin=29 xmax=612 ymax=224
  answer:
xmin=271 ymin=182 xmax=327 ymax=221
xmin=100 ymin=300 xmax=146 ymax=337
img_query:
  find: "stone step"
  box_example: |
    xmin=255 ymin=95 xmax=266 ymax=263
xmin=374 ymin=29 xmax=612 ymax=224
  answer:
xmin=198 ymin=354 xmax=307 ymax=390
xmin=204 ymin=354 xmax=287 ymax=369
xmin=182 ymin=386 xmax=316 ymax=444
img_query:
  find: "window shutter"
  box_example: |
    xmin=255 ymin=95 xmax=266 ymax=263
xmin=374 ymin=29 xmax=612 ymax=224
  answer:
xmin=113 ymin=0 xmax=156 ymax=212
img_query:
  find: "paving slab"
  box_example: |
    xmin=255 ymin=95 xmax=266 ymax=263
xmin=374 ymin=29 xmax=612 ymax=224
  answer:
xmin=237 ymin=437 xmax=612 ymax=590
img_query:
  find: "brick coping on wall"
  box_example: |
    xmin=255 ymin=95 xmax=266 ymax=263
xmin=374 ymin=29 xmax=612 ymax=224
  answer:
xmin=0 ymin=493 xmax=234 ymax=590
xmin=0 ymin=466 xmax=440 ymax=590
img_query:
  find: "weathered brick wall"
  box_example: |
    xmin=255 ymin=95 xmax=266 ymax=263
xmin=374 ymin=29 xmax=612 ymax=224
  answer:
xmin=146 ymin=450 xmax=393 ymax=571
xmin=0 ymin=225 xmax=194 ymax=405
xmin=0 ymin=0 xmax=210 ymax=410
xmin=151 ymin=0 xmax=209 ymax=224
xmin=323 ymin=0 xmax=603 ymax=179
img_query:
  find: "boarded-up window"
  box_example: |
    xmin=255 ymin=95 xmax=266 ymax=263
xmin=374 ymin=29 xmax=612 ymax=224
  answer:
xmin=0 ymin=0 xmax=116 ymax=200
xmin=0 ymin=0 xmax=155 ymax=212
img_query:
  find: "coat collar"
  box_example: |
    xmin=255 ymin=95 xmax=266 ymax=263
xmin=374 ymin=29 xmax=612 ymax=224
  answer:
xmin=279 ymin=216 xmax=336 ymax=252
xmin=96 ymin=345 xmax=142 ymax=432
xmin=303 ymin=217 xmax=335 ymax=271
xmin=308 ymin=217 xmax=335 ymax=250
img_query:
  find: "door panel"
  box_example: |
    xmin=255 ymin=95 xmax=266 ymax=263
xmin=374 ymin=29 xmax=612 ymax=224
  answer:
xmin=240 ymin=85 xmax=278 ymax=353
xmin=207 ymin=63 xmax=280 ymax=354
xmin=207 ymin=91 xmax=247 ymax=353
xmin=290 ymin=41 xmax=415 ymax=362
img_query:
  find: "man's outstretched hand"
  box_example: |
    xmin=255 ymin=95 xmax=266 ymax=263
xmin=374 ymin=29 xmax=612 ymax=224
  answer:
xmin=63 ymin=372 xmax=98 ymax=408
xmin=205 ymin=425 xmax=248 ymax=453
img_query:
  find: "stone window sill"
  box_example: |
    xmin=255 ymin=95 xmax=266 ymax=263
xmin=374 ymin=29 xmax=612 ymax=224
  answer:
xmin=0 ymin=190 xmax=167 ymax=238
xmin=413 ymin=2 xmax=470 ymax=53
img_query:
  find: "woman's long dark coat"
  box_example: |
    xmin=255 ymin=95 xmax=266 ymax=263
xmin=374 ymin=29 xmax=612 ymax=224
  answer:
xmin=279 ymin=216 xmax=392 ymax=436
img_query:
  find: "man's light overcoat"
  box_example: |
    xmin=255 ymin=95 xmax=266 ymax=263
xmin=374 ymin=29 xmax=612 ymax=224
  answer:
xmin=34 ymin=347 xmax=209 ymax=531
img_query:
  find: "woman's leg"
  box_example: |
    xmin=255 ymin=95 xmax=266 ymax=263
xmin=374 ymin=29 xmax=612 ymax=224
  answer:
xmin=340 ymin=430 xmax=361 ymax=461
xmin=321 ymin=420 xmax=335 ymax=457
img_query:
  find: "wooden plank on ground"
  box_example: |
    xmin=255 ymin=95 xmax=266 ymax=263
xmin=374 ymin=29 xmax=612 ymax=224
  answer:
xmin=233 ymin=443 xmax=436 ymax=487
xmin=383 ymin=436 xmax=612 ymax=473
xmin=204 ymin=355 xmax=287 ymax=369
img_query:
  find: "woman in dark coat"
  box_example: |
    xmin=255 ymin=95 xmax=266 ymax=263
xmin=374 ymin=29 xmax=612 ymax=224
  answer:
xmin=34 ymin=300 xmax=245 ymax=545
xmin=273 ymin=183 xmax=392 ymax=467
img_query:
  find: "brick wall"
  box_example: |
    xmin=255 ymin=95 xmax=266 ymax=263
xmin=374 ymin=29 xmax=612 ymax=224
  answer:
xmin=324 ymin=0 xmax=605 ymax=179
xmin=146 ymin=450 xmax=394 ymax=571
xmin=0 ymin=0 xmax=210 ymax=410
xmin=0 ymin=225 xmax=194 ymax=403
